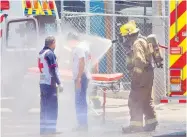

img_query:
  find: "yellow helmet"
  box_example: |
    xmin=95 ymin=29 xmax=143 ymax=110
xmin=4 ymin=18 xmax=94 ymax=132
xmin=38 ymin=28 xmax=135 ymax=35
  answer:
xmin=120 ymin=20 xmax=139 ymax=36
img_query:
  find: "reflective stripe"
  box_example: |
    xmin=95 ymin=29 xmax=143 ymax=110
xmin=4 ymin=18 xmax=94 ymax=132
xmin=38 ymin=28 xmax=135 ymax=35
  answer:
xmin=44 ymin=10 xmax=49 ymax=15
xmin=133 ymin=67 xmax=143 ymax=73
xmin=145 ymin=118 xmax=157 ymax=125
xmin=23 ymin=2 xmax=56 ymax=16
xmin=24 ymin=8 xmax=29 ymax=15
xmin=32 ymin=9 xmax=36 ymax=15
xmin=130 ymin=121 xmax=143 ymax=126
xmin=51 ymin=10 xmax=55 ymax=15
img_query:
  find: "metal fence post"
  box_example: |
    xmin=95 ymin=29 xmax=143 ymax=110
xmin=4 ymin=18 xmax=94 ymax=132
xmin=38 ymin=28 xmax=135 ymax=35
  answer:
xmin=112 ymin=0 xmax=116 ymax=73
xmin=86 ymin=0 xmax=90 ymax=35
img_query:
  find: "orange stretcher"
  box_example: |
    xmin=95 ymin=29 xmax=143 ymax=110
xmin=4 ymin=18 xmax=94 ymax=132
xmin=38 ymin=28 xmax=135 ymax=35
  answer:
xmin=28 ymin=67 xmax=123 ymax=81
xmin=28 ymin=67 xmax=124 ymax=123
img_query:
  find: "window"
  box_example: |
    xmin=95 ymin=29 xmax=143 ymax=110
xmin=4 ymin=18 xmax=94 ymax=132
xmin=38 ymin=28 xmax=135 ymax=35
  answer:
xmin=6 ymin=19 xmax=37 ymax=48
xmin=34 ymin=15 xmax=57 ymax=36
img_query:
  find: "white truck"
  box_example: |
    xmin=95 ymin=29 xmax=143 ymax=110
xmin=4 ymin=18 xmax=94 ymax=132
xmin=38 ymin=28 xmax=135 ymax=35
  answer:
xmin=0 ymin=0 xmax=60 ymax=111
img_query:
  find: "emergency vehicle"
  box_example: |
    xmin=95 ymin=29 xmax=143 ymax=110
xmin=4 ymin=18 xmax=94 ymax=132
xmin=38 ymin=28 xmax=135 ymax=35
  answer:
xmin=0 ymin=0 xmax=60 ymax=110
xmin=160 ymin=0 xmax=186 ymax=104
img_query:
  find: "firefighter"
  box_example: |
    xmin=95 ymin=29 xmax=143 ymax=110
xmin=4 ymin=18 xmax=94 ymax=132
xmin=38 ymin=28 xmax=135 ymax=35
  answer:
xmin=38 ymin=36 xmax=63 ymax=135
xmin=119 ymin=21 xmax=158 ymax=133
xmin=67 ymin=33 xmax=91 ymax=131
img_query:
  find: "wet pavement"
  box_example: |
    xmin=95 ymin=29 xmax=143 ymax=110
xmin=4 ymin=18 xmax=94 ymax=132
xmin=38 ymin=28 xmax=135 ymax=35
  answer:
xmin=1 ymin=92 xmax=186 ymax=137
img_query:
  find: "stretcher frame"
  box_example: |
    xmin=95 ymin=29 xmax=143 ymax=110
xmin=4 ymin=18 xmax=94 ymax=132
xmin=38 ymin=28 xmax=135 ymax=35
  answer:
xmin=89 ymin=74 xmax=123 ymax=124
xmin=27 ymin=67 xmax=123 ymax=123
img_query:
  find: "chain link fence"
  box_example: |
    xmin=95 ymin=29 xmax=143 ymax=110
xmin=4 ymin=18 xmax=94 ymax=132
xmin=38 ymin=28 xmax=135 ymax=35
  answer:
xmin=61 ymin=12 xmax=169 ymax=104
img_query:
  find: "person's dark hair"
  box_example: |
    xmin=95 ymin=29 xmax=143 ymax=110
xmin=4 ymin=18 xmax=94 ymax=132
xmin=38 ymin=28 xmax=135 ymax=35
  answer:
xmin=67 ymin=32 xmax=79 ymax=41
xmin=45 ymin=36 xmax=55 ymax=47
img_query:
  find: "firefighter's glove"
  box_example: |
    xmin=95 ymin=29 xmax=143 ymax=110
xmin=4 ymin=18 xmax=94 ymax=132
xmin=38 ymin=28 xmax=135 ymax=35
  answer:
xmin=58 ymin=84 xmax=64 ymax=92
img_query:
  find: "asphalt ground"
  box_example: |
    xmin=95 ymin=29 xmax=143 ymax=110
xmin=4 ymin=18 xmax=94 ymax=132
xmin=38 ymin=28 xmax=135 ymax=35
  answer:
xmin=1 ymin=80 xmax=186 ymax=137
xmin=1 ymin=93 xmax=186 ymax=137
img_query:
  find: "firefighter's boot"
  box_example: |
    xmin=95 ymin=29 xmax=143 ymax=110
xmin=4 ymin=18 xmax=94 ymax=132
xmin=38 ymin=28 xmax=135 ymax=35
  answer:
xmin=122 ymin=126 xmax=143 ymax=133
xmin=144 ymin=121 xmax=158 ymax=132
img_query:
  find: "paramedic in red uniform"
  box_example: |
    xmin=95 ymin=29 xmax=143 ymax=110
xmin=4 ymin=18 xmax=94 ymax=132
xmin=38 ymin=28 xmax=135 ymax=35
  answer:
xmin=38 ymin=36 xmax=63 ymax=135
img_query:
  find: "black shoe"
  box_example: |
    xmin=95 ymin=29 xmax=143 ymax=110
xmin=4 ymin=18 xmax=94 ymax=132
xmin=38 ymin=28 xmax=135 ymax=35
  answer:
xmin=144 ymin=122 xmax=158 ymax=132
xmin=122 ymin=126 xmax=143 ymax=133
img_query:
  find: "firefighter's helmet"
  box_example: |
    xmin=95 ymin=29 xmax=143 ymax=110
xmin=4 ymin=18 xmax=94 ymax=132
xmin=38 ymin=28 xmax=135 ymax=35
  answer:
xmin=120 ymin=20 xmax=139 ymax=36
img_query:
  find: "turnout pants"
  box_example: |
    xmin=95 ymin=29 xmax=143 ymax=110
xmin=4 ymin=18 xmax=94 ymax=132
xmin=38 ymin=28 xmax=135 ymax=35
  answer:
xmin=40 ymin=84 xmax=58 ymax=134
xmin=75 ymin=73 xmax=89 ymax=127
xmin=128 ymin=69 xmax=157 ymax=127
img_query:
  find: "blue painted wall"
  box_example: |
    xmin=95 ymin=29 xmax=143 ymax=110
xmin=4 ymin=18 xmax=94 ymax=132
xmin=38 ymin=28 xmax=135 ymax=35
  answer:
xmin=63 ymin=1 xmax=85 ymax=12
xmin=89 ymin=0 xmax=107 ymax=73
